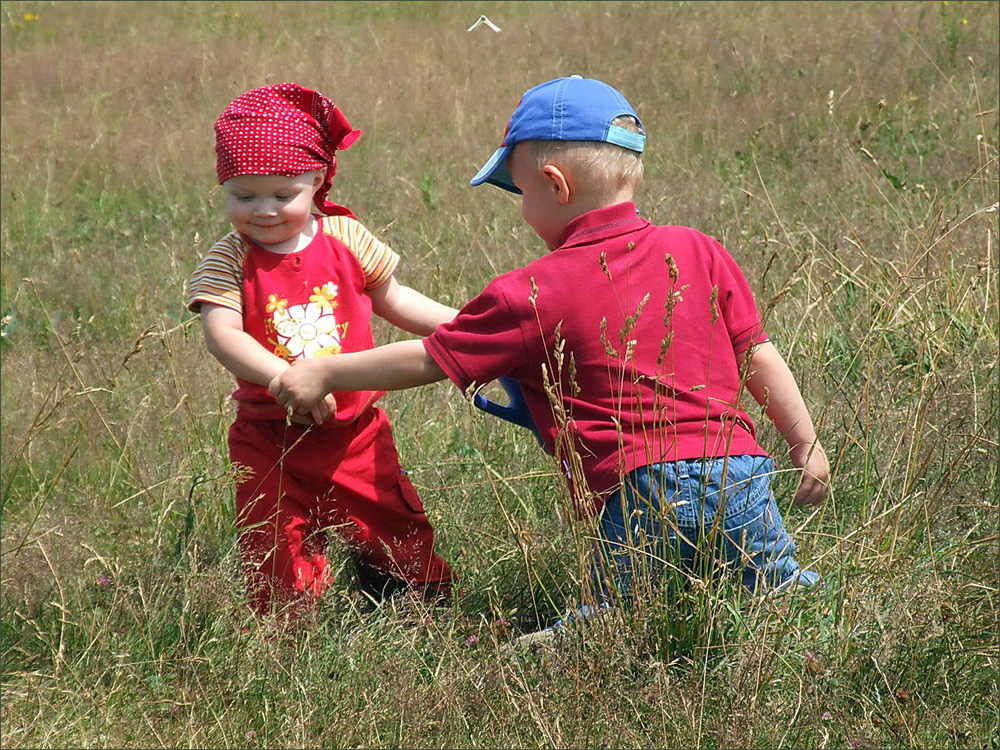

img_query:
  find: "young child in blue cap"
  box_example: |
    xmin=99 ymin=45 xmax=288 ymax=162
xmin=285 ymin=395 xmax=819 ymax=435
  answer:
xmin=269 ymin=76 xmax=830 ymax=618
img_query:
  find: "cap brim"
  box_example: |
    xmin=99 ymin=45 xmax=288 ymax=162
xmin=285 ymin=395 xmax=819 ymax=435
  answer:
xmin=470 ymin=145 xmax=521 ymax=194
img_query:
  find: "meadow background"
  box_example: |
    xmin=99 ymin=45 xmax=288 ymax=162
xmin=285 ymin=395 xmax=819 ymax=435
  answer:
xmin=1 ymin=1 xmax=997 ymax=748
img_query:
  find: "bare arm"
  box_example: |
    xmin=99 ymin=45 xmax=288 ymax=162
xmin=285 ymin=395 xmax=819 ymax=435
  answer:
xmin=268 ymin=273 xmax=454 ymax=416
xmin=268 ymin=339 xmax=446 ymax=415
xmin=742 ymin=341 xmax=830 ymax=506
xmin=200 ymin=303 xmax=335 ymax=423
xmin=368 ymin=275 xmax=458 ymax=336
xmin=201 ymin=304 xmax=291 ymax=385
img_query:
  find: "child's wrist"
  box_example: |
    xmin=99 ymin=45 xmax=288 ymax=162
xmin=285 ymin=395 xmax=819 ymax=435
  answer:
xmin=789 ymin=440 xmax=823 ymax=450
xmin=320 ymin=357 xmax=338 ymax=393
xmin=788 ymin=439 xmax=824 ymax=460
xmin=270 ymin=358 xmax=291 ymax=379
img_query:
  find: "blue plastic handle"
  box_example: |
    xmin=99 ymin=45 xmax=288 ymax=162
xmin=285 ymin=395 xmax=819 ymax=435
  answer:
xmin=473 ymin=376 xmax=545 ymax=448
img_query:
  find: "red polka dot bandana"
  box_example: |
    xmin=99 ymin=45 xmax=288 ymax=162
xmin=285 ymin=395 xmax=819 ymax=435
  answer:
xmin=214 ymin=82 xmax=362 ymax=216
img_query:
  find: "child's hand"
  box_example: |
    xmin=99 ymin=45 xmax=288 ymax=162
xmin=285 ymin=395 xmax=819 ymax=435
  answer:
xmin=268 ymin=359 xmax=332 ymax=415
xmin=790 ymin=442 xmax=830 ymax=506
xmin=310 ymin=393 xmax=338 ymax=425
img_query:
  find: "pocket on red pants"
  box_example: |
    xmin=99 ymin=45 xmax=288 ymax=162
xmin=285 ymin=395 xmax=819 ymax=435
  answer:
xmin=396 ymin=470 xmax=426 ymax=514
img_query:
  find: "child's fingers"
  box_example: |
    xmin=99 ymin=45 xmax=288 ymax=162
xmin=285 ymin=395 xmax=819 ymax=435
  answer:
xmin=793 ymin=472 xmax=828 ymax=506
xmin=266 ymin=373 xmax=283 ymax=397
xmin=309 ymin=394 xmax=336 ymax=424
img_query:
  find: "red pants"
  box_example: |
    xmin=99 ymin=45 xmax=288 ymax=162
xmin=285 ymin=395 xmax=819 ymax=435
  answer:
xmin=229 ymin=408 xmax=453 ymax=614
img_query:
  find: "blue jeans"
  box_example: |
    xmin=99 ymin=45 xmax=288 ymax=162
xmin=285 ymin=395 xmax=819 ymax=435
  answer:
xmin=590 ymin=455 xmax=818 ymax=604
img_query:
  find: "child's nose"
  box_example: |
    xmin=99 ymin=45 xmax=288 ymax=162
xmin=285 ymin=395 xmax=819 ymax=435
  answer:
xmin=253 ymin=201 xmax=278 ymax=216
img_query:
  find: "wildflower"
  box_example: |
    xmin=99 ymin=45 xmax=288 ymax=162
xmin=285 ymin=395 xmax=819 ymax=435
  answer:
xmin=246 ymin=730 xmax=256 ymax=741
xmin=821 ymin=711 xmax=833 ymax=721
xmin=464 ymin=634 xmax=480 ymax=646
xmin=97 ymin=576 xmax=112 ymax=590
xmin=804 ymin=651 xmax=823 ymax=674
xmin=23 ymin=12 xmax=39 ymax=22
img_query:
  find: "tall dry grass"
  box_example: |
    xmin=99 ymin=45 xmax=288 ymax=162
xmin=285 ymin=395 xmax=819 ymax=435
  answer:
xmin=2 ymin=2 xmax=998 ymax=748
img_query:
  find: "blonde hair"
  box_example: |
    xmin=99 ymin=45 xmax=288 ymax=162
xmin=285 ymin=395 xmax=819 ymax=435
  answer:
xmin=525 ymin=115 xmax=644 ymax=199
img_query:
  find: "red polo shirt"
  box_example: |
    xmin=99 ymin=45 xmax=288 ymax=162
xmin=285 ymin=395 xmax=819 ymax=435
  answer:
xmin=425 ymin=202 xmax=769 ymax=510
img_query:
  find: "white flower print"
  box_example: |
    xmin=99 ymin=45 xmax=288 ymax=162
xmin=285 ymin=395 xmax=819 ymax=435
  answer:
xmin=272 ymin=284 xmax=342 ymax=359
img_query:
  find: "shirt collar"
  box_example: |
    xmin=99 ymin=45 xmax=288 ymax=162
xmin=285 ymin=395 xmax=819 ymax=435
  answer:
xmin=558 ymin=202 xmax=647 ymax=250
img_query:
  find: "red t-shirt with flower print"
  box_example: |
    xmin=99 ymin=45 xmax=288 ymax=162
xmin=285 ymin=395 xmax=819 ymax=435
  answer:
xmin=187 ymin=214 xmax=399 ymax=425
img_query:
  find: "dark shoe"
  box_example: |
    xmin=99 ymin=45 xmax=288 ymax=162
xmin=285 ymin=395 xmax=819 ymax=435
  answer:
xmin=352 ymin=557 xmax=410 ymax=603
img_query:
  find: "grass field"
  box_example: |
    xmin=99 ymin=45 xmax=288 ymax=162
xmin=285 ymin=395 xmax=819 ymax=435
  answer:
xmin=1 ymin=1 xmax=998 ymax=748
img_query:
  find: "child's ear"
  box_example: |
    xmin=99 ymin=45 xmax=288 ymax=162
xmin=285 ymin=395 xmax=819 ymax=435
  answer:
xmin=312 ymin=170 xmax=326 ymax=191
xmin=541 ymin=164 xmax=571 ymax=205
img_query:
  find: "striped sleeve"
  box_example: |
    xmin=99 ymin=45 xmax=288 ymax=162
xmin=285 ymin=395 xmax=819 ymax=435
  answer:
xmin=185 ymin=233 xmax=247 ymax=313
xmin=321 ymin=215 xmax=400 ymax=289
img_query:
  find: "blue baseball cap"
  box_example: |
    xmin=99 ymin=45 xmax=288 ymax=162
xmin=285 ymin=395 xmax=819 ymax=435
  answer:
xmin=470 ymin=76 xmax=645 ymax=194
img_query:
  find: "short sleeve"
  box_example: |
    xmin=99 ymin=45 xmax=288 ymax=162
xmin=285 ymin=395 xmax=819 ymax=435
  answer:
xmin=321 ymin=215 xmax=400 ymax=289
xmin=424 ymin=275 xmax=536 ymax=391
xmin=713 ymin=239 xmax=768 ymax=354
xmin=186 ymin=233 xmax=247 ymax=313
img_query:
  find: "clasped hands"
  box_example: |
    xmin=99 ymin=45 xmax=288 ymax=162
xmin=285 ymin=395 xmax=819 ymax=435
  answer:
xmin=268 ymin=359 xmax=335 ymax=423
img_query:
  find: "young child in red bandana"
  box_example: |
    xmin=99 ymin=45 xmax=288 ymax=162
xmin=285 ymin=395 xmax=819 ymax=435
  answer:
xmin=187 ymin=83 xmax=454 ymax=617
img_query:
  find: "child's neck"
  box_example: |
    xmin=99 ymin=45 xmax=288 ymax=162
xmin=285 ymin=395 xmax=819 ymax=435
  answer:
xmin=574 ymin=187 xmax=635 ymax=216
xmin=257 ymin=215 xmax=318 ymax=255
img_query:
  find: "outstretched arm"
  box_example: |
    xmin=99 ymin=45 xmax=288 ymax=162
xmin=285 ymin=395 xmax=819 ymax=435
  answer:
xmin=200 ymin=303 xmax=336 ymax=424
xmin=268 ymin=339 xmax=447 ymax=415
xmin=368 ymin=276 xmax=458 ymax=336
xmin=742 ymin=341 xmax=830 ymax=506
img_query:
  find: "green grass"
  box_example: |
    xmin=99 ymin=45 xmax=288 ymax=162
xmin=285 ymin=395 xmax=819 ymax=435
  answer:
xmin=2 ymin=1 xmax=998 ymax=748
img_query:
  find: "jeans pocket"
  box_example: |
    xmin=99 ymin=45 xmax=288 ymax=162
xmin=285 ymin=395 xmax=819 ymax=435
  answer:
xmin=704 ymin=464 xmax=765 ymax=542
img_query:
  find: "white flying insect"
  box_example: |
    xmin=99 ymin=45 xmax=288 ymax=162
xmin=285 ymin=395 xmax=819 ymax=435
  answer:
xmin=467 ymin=15 xmax=502 ymax=33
